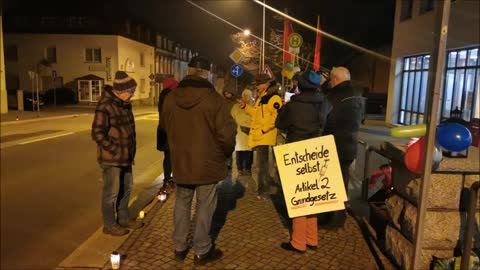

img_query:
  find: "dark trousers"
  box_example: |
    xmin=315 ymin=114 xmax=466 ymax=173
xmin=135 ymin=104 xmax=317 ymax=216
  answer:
xmin=255 ymin=146 xmax=271 ymax=196
xmin=163 ymin=150 xmax=172 ymax=180
xmin=236 ymin=151 xmax=253 ymax=170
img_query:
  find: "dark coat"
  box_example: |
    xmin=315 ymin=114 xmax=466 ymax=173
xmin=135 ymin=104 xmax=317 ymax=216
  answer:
xmin=157 ymin=87 xmax=172 ymax=151
xmin=92 ymin=88 xmax=136 ymax=166
xmin=323 ymin=81 xmax=365 ymax=161
xmin=275 ymin=89 xmax=328 ymax=143
xmin=160 ymin=75 xmax=237 ymax=185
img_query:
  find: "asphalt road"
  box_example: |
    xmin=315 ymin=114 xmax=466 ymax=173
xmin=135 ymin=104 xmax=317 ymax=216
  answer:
xmin=1 ymin=112 xmax=162 ymax=270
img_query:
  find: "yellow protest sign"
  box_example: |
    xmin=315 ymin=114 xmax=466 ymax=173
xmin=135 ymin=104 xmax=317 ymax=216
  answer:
xmin=273 ymin=135 xmax=348 ymax=218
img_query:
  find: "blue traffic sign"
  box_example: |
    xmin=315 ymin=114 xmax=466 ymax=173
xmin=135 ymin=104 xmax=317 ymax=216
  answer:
xmin=230 ymin=64 xmax=243 ymax=78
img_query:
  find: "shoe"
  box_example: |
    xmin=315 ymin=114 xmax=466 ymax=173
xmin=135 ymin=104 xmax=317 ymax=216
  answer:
xmin=165 ymin=179 xmax=176 ymax=193
xmin=306 ymin=244 xmax=318 ymax=250
xmin=103 ymin=224 xmax=129 ymax=236
xmin=193 ymin=245 xmax=223 ymax=266
xmin=256 ymin=195 xmax=270 ymax=201
xmin=119 ymin=219 xmax=144 ymax=229
xmin=174 ymin=248 xmax=189 ymax=261
xmin=280 ymin=242 xmax=305 ymax=253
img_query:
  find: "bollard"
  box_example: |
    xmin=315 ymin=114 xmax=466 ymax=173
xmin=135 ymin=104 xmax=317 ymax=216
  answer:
xmin=17 ymin=89 xmax=24 ymax=111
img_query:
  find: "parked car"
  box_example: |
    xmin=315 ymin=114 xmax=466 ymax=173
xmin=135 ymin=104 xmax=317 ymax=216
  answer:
xmin=7 ymin=89 xmax=45 ymax=111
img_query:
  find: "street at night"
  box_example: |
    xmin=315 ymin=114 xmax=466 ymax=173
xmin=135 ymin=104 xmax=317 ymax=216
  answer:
xmin=1 ymin=0 xmax=479 ymax=269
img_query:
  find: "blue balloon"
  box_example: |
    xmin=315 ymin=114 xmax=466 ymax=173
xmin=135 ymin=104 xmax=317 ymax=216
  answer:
xmin=436 ymin=123 xmax=472 ymax=152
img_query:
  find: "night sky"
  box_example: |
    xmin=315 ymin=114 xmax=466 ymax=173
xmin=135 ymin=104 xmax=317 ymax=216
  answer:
xmin=4 ymin=0 xmax=395 ymax=69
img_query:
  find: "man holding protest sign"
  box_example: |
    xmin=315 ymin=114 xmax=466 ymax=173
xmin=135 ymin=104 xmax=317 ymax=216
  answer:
xmin=274 ymin=70 xmax=331 ymax=253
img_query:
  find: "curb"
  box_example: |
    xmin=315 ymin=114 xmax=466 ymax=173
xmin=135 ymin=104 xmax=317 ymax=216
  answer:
xmin=1 ymin=113 xmax=91 ymax=126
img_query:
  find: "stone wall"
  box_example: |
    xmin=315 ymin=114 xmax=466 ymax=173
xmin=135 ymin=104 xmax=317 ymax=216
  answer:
xmin=385 ymin=173 xmax=480 ymax=269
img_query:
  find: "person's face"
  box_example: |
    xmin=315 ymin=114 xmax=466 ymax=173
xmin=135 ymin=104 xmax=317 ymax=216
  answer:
xmin=257 ymin=82 xmax=269 ymax=93
xmin=329 ymin=73 xmax=338 ymax=88
xmin=115 ymin=91 xmax=134 ymax=102
xmin=293 ymin=80 xmax=298 ymax=86
xmin=224 ymin=92 xmax=233 ymax=99
xmin=242 ymin=93 xmax=251 ymax=103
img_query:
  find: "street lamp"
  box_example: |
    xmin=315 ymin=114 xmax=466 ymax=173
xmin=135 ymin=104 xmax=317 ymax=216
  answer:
xmin=243 ymin=29 xmax=251 ymax=36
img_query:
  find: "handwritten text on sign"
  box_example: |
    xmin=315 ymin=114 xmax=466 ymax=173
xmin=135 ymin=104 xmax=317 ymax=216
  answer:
xmin=273 ymin=135 xmax=348 ymax=218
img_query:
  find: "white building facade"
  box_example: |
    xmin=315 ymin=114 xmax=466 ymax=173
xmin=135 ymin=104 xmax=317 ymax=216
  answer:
xmin=4 ymin=33 xmax=155 ymax=103
xmin=386 ymin=0 xmax=479 ymax=125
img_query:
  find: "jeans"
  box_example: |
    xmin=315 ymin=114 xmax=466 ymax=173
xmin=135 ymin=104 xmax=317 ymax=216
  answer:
xmin=254 ymin=145 xmax=271 ymax=196
xmin=101 ymin=165 xmax=133 ymax=227
xmin=173 ymin=183 xmax=218 ymax=256
xmin=163 ymin=150 xmax=172 ymax=180
xmin=236 ymin=151 xmax=253 ymax=170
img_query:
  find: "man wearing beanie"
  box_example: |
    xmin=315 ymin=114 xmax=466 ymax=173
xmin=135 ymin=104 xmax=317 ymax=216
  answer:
xmin=160 ymin=56 xmax=236 ymax=265
xmin=275 ymin=70 xmax=329 ymax=253
xmin=239 ymin=73 xmax=282 ymax=201
xmin=91 ymin=71 xmax=143 ymax=236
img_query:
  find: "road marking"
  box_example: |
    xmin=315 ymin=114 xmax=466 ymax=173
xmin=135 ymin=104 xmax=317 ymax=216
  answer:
xmin=18 ymin=132 xmax=75 ymax=145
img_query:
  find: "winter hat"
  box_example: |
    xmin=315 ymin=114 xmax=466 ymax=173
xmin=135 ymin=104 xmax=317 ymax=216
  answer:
xmin=188 ymin=56 xmax=212 ymax=71
xmin=297 ymin=70 xmax=322 ymax=89
xmin=113 ymin=71 xmax=137 ymax=93
xmin=255 ymin=73 xmax=271 ymax=85
xmin=163 ymin=78 xmax=179 ymax=90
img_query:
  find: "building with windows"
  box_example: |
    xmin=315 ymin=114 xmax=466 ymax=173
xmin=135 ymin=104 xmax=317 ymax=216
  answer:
xmin=3 ymin=16 xmax=196 ymax=105
xmin=386 ymin=0 xmax=479 ymax=125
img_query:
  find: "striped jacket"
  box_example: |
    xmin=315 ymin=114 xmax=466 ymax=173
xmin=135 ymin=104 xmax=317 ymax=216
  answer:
xmin=91 ymin=89 xmax=136 ymax=166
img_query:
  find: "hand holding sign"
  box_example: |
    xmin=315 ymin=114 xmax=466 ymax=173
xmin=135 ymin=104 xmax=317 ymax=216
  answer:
xmin=273 ymin=135 xmax=348 ymax=218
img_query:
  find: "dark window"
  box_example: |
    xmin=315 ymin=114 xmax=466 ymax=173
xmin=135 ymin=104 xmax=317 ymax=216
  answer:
xmin=46 ymin=47 xmax=56 ymax=63
xmin=400 ymin=0 xmax=413 ymax=21
xmin=398 ymin=54 xmax=430 ymax=125
xmin=419 ymin=0 xmax=435 ymax=14
xmin=441 ymin=46 xmax=480 ymax=121
xmin=5 ymin=45 xmax=18 ymax=62
xmin=85 ymin=48 xmax=101 ymax=63
xmin=140 ymin=53 xmax=145 ymax=67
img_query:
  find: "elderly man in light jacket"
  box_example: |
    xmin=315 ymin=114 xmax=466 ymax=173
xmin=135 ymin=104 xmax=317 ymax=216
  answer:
xmin=231 ymin=89 xmax=254 ymax=176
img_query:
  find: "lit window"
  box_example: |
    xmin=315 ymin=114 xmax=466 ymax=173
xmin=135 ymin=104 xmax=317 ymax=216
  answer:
xmin=85 ymin=48 xmax=101 ymax=63
xmin=398 ymin=54 xmax=430 ymax=125
xmin=441 ymin=46 xmax=480 ymax=121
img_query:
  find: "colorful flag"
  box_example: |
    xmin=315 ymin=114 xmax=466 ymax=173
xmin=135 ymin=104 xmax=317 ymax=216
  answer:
xmin=313 ymin=15 xmax=322 ymax=71
xmin=283 ymin=14 xmax=294 ymax=65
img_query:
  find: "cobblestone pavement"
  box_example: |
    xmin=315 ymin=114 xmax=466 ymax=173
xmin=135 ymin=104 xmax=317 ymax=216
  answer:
xmin=102 ymin=173 xmax=396 ymax=270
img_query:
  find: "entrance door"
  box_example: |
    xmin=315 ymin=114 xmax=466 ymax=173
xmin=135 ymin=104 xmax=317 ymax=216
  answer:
xmin=78 ymin=80 xmax=103 ymax=102
xmin=78 ymin=80 xmax=90 ymax=102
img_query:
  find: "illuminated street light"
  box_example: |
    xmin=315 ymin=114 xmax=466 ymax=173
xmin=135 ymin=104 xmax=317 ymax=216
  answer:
xmin=243 ymin=29 xmax=251 ymax=36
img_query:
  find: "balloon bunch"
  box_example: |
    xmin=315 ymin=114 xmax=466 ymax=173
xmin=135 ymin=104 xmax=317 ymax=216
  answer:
xmin=390 ymin=123 xmax=472 ymax=174
xmin=281 ymin=61 xmax=300 ymax=80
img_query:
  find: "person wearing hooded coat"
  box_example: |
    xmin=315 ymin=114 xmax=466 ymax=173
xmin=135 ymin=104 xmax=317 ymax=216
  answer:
xmin=275 ymin=70 xmax=329 ymax=253
xmin=160 ymin=56 xmax=236 ymax=265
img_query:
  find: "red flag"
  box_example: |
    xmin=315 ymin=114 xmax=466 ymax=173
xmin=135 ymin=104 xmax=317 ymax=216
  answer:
xmin=283 ymin=15 xmax=294 ymax=65
xmin=313 ymin=15 xmax=322 ymax=71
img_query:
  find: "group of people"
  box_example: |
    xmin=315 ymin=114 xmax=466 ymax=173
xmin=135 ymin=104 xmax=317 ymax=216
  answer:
xmin=91 ymin=55 xmax=363 ymax=265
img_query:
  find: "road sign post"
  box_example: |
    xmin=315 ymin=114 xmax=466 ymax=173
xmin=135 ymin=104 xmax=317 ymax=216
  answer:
xmin=52 ymin=70 xmax=57 ymax=107
xmin=231 ymin=64 xmax=243 ymax=94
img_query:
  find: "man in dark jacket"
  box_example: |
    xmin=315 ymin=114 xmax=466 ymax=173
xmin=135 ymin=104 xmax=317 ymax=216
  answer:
xmin=91 ymin=71 xmax=143 ymax=236
xmin=275 ymin=70 xmax=328 ymax=253
xmin=322 ymin=66 xmax=365 ymax=228
xmin=161 ymin=56 xmax=236 ymax=266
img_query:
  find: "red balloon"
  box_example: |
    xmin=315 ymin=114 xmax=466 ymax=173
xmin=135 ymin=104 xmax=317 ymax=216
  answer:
xmin=404 ymin=136 xmax=426 ymax=174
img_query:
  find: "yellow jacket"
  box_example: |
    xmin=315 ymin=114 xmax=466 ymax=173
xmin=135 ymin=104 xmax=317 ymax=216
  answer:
xmin=244 ymin=87 xmax=282 ymax=148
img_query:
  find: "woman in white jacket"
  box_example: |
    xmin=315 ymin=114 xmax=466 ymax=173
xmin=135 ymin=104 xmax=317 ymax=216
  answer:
xmin=231 ymin=89 xmax=254 ymax=176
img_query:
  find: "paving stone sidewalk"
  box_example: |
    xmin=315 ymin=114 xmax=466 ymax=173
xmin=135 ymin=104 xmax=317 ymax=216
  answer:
xmin=102 ymin=174 xmax=396 ymax=270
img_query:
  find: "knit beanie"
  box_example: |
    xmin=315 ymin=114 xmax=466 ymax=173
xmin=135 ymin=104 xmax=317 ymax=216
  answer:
xmin=113 ymin=71 xmax=137 ymax=93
